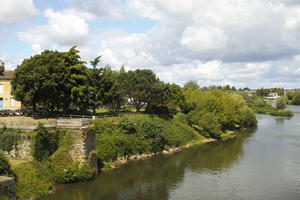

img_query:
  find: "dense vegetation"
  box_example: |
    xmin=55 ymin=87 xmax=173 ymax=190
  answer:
xmin=12 ymin=126 xmax=93 ymax=200
xmin=92 ymin=85 xmax=257 ymax=165
xmin=0 ymin=127 xmax=21 ymax=152
xmin=286 ymin=91 xmax=300 ymax=105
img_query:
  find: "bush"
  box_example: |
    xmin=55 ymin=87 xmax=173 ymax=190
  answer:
xmin=187 ymin=110 xmax=222 ymax=139
xmin=139 ymin=120 xmax=166 ymax=152
xmin=96 ymin=133 xmax=150 ymax=162
xmin=13 ymin=162 xmax=54 ymax=200
xmin=59 ymin=163 xmax=93 ymax=184
xmin=163 ymin=117 xmax=201 ymax=147
xmin=270 ymin=110 xmax=293 ymax=117
xmin=119 ymin=118 xmax=137 ymax=134
xmin=276 ymin=98 xmax=287 ymax=109
xmin=239 ymin=107 xmax=257 ymax=127
xmin=31 ymin=123 xmax=59 ymax=161
xmin=0 ymin=152 xmax=13 ymax=177
xmin=0 ymin=127 xmax=21 ymax=152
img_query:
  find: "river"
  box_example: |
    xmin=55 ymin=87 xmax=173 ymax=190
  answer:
xmin=41 ymin=106 xmax=300 ymax=200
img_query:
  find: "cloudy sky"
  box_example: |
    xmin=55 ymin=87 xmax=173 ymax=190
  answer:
xmin=1 ymin=0 xmax=300 ymax=88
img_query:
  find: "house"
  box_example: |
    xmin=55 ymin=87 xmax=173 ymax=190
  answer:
xmin=264 ymin=93 xmax=280 ymax=101
xmin=0 ymin=60 xmax=21 ymax=110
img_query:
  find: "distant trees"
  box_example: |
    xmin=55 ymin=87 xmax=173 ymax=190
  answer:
xmin=276 ymin=98 xmax=287 ymax=110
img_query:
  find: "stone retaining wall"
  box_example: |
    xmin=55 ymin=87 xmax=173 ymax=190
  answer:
xmin=0 ymin=176 xmax=16 ymax=200
xmin=69 ymin=128 xmax=98 ymax=173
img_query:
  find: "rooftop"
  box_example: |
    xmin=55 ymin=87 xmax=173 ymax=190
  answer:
xmin=0 ymin=71 xmax=14 ymax=80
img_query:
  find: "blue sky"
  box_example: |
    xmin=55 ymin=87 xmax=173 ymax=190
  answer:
xmin=1 ymin=0 xmax=300 ymax=88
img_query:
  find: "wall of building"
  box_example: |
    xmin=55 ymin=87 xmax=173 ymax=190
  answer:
xmin=0 ymin=80 xmax=21 ymax=110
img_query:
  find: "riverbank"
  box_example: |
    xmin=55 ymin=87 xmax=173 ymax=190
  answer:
xmin=105 ymin=138 xmax=216 ymax=170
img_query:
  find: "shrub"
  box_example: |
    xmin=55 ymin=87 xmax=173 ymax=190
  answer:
xmin=119 ymin=118 xmax=137 ymax=134
xmin=270 ymin=110 xmax=293 ymax=117
xmin=276 ymin=98 xmax=287 ymax=109
xmin=96 ymin=133 xmax=150 ymax=162
xmin=139 ymin=120 xmax=166 ymax=152
xmin=187 ymin=110 xmax=222 ymax=139
xmin=239 ymin=107 xmax=257 ymax=127
xmin=0 ymin=152 xmax=14 ymax=177
xmin=31 ymin=123 xmax=59 ymax=161
xmin=0 ymin=127 xmax=21 ymax=152
xmin=59 ymin=163 xmax=93 ymax=184
xmin=163 ymin=118 xmax=200 ymax=147
xmin=13 ymin=162 xmax=54 ymax=200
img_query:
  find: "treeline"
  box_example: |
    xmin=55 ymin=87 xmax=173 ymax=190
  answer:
xmin=256 ymin=88 xmax=284 ymax=96
xmin=286 ymin=91 xmax=300 ymax=105
xmin=12 ymin=47 xmax=184 ymax=115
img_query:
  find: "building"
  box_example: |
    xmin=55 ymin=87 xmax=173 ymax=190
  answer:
xmin=264 ymin=93 xmax=280 ymax=101
xmin=0 ymin=60 xmax=21 ymax=110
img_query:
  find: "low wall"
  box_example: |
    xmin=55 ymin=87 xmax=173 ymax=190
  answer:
xmin=0 ymin=176 xmax=16 ymax=200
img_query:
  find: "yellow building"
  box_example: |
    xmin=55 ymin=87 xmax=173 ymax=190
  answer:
xmin=0 ymin=71 xmax=21 ymax=110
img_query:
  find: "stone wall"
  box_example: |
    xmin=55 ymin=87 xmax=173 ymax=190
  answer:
xmin=69 ymin=128 xmax=98 ymax=173
xmin=5 ymin=138 xmax=32 ymax=160
xmin=0 ymin=176 xmax=16 ymax=200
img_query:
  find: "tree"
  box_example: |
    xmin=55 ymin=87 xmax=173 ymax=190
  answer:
xmin=123 ymin=69 xmax=166 ymax=112
xmin=183 ymin=80 xmax=199 ymax=90
xmin=101 ymin=67 xmax=125 ymax=111
xmin=31 ymin=123 xmax=58 ymax=161
xmin=276 ymin=97 xmax=287 ymax=110
xmin=165 ymin=84 xmax=186 ymax=112
xmin=12 ymin=50 xmax=66 ymax=112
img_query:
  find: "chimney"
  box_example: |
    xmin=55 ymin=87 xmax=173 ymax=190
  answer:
xmin=0 ymin=60 xmax=4 ymax=75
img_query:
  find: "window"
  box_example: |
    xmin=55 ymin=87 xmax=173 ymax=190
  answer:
xmin=0 ymin=85 xmax=3 ymax=94
xmin=10 ymin=98 xmax=15 ymax=107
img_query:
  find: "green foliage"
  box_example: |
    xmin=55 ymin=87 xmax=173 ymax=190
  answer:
xmin=187 ymin=110 xmax=222 ymax=139
xmin=120 ymin=118 xmax=137 ymax=134
xmin=183 ymin=81 xmax=200 ymax=90
xmin=276 ymin=98 xmax=287 ymax=109
xmin=101 ymin=67 xmax=125 ymax=111
xmin=139 ymin=120 xmax=166 ymax=152
xmin=59 ymin=163 xmax=93 ymax=184
xmin=96 ymin=133 xmax=150 ymax=162
xmin=270 ymin=110 xmax=293 ymax=117
xmin=93 ymin=114 xmax=204 ymax=162
xmin=0 ymin=152 xmax=14 ymax=177
xmin=123 ymin=69 xmax=168 ymax=112
xmin=0 ymin=127 xmax=21 ymax=152
xmin=162 ymin=114 xmax=201 ymax=147
xmin=31 ymin=123 xmax=59 ymax=161
xmin=287 ymin=91 xmax=300 ymax=105
xmin=13 ymin=161 xmax=54 ymax=200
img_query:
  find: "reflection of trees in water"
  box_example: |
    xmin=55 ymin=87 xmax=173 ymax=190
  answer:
xmin=275 ymin=117 xmax=291 ymax=125
xmin=41 ymin=128 xmax=256 ymax=200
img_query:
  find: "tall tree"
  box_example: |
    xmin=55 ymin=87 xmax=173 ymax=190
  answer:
xmin=88 ymin=56 xmax=103 ymax=114
xmin=123 ymin=69 xmax=167 ymax=112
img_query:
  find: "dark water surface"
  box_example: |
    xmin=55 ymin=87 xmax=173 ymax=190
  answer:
xmin=41 ymin=106 xmax=300 ymax=200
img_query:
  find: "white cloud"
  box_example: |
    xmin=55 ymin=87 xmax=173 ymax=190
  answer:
xmin=44 ymin=9 xmax=89 ymax=45
xmin=18 ymin=8 xmax=89 ymax=52
xmin=11 ymin=0 xmax=300 ymax=88
xmin=0 ymin=0 xmax=38 ymax=24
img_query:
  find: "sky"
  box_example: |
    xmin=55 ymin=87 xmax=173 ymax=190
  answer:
xmin=1 ymin=0 xmax=300 ymax=89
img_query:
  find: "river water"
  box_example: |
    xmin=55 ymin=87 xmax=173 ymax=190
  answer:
xmin=41 ymin=106 xmax=300 ymax=200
